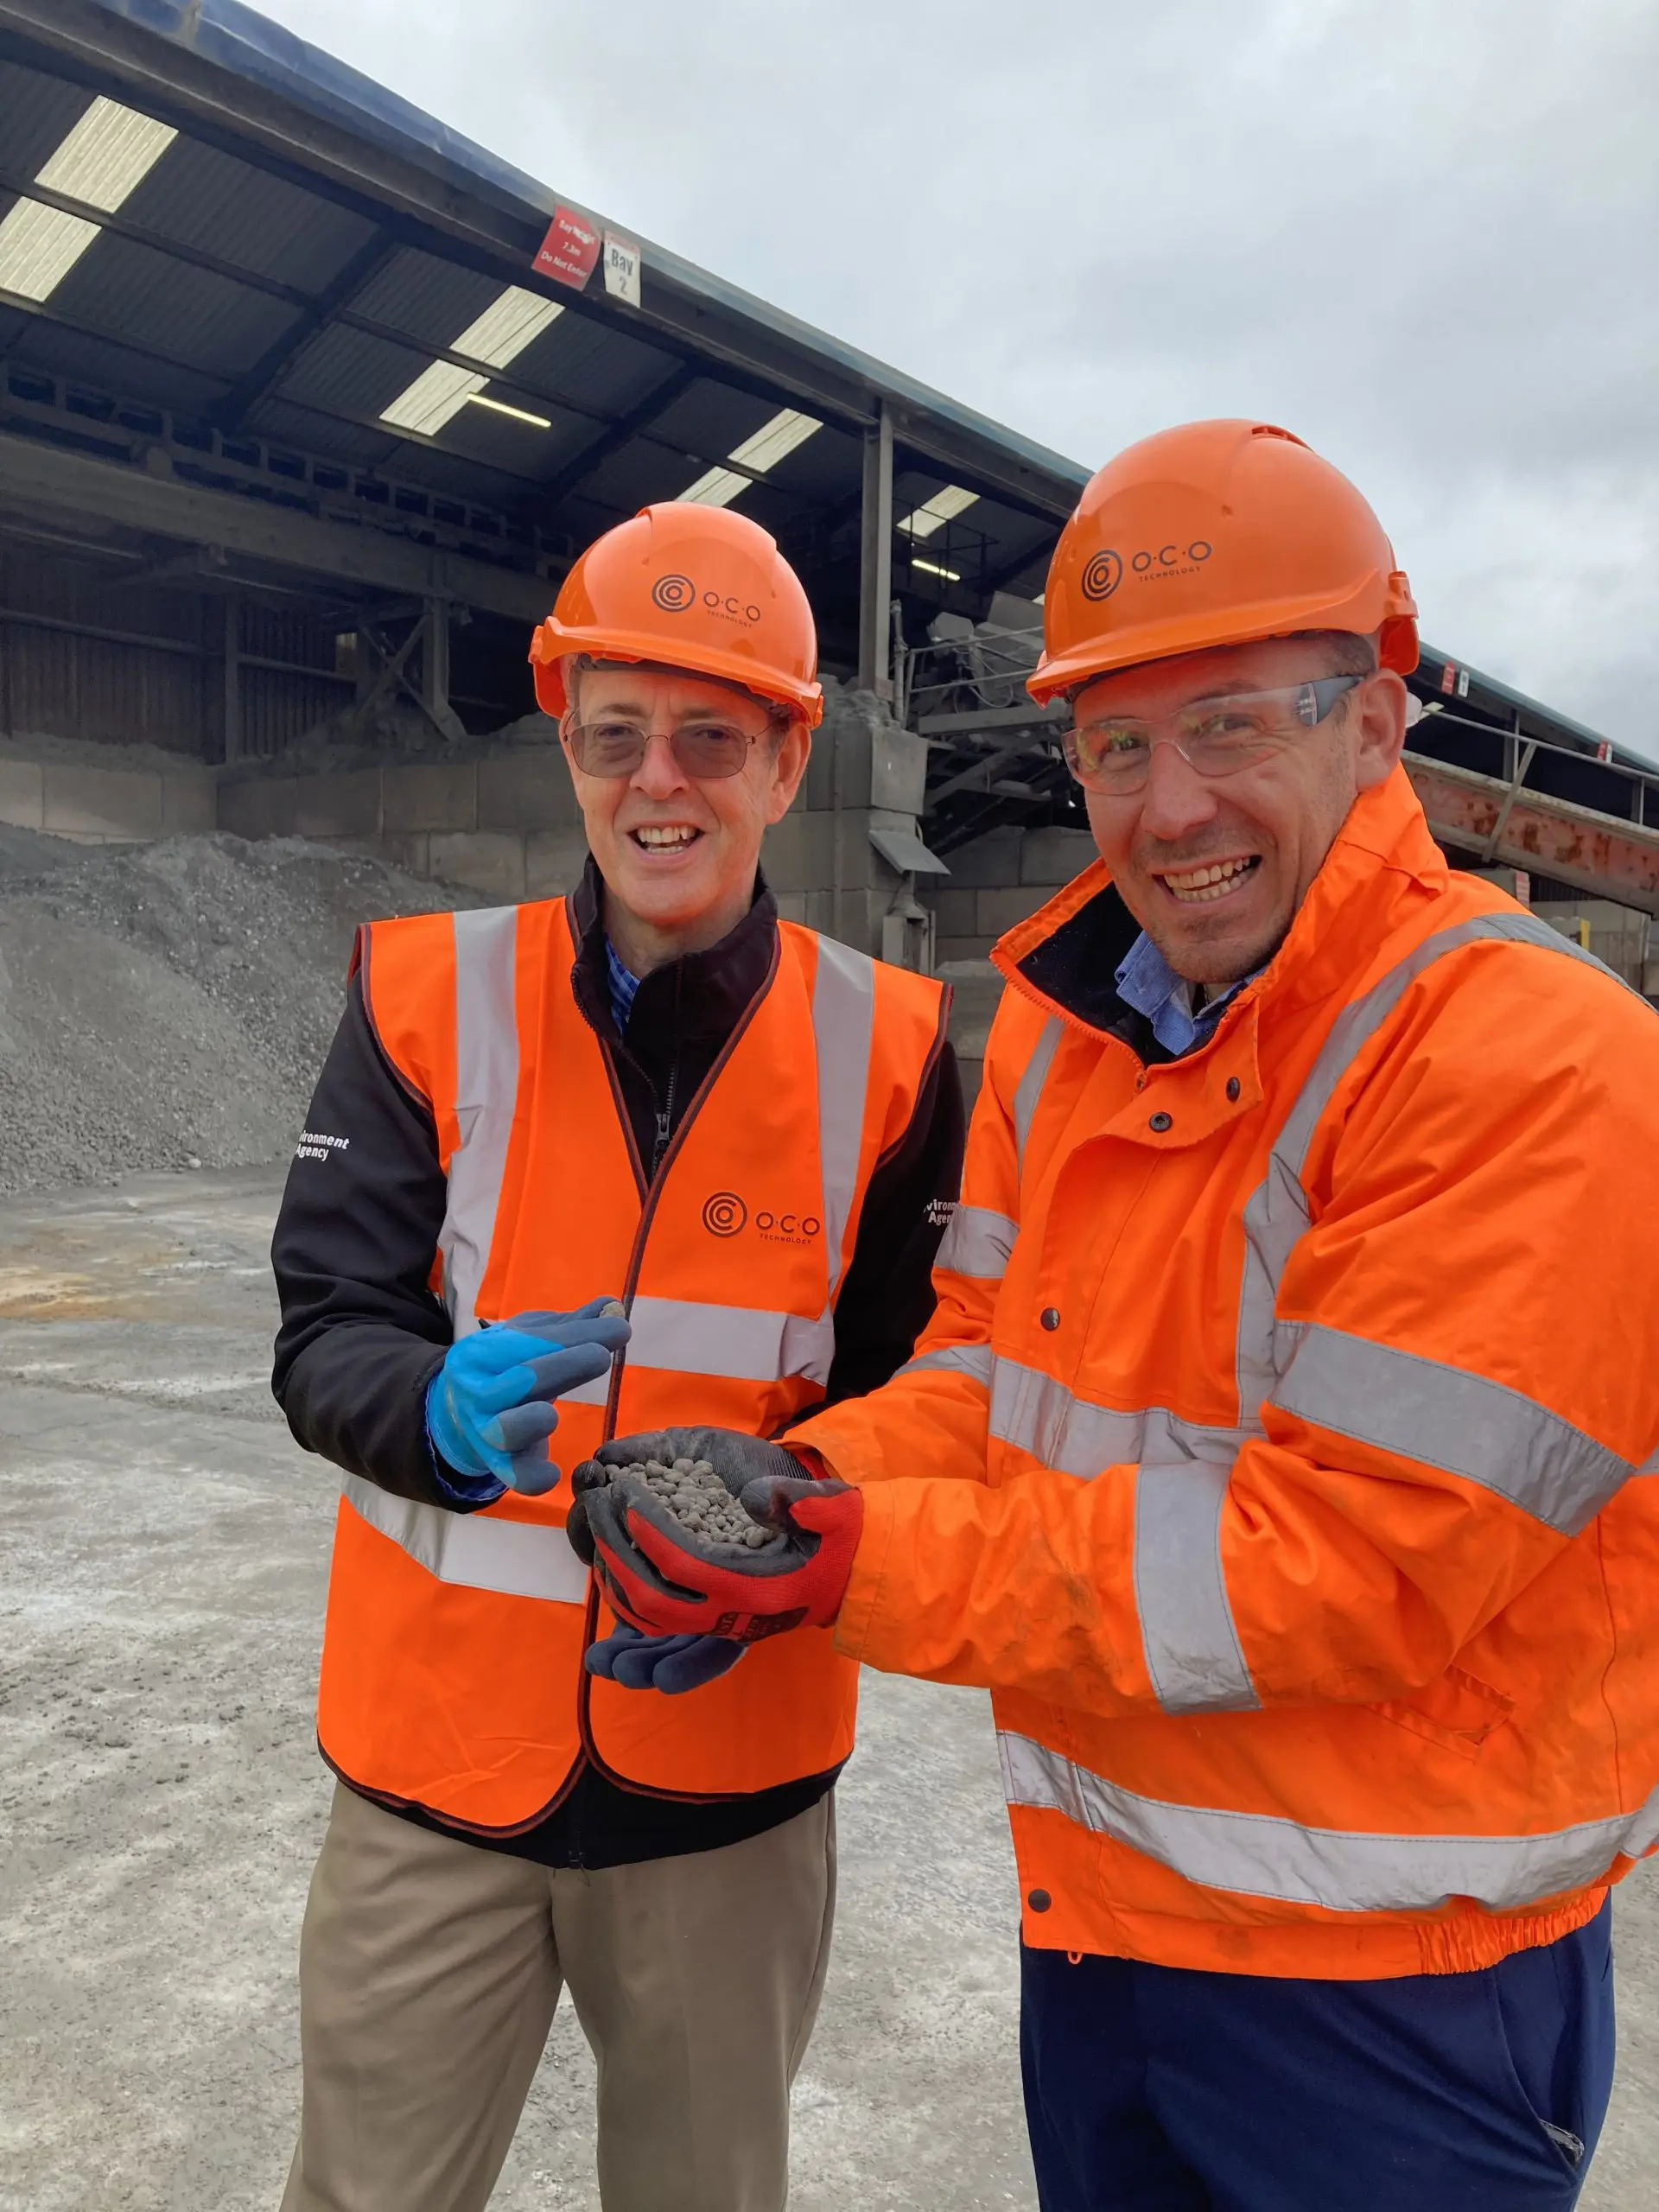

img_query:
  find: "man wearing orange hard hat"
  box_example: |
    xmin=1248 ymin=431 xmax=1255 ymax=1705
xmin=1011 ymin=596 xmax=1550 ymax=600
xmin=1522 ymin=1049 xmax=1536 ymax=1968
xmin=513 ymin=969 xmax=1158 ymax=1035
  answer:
xmin=584 ymin=423 xmax=1659 ymax=2208
xmin=269 ymin=502 xmax=963 ymax=2211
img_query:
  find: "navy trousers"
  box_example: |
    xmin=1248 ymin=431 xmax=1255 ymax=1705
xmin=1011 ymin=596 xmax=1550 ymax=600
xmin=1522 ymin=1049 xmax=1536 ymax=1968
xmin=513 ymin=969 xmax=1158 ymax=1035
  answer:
xmin=1020 ymin=1900 xmax=1614 ymax=2210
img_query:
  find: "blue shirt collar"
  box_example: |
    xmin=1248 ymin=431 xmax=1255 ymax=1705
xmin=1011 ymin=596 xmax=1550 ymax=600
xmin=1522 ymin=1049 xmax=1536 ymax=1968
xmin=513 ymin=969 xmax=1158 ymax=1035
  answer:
xmin=1114 ymin=931 xmax=1256 ymax=1058
xmin=605 ymin=938 xmax=642 ymax=1033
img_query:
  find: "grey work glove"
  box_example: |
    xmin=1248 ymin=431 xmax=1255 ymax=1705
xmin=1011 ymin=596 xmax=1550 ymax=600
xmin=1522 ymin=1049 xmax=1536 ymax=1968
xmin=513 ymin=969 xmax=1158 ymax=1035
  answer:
xmin=583 ymin=1622 xmax=747 ymax=1695
xmin=566 ymin=1427 xmax=806 ymax=1563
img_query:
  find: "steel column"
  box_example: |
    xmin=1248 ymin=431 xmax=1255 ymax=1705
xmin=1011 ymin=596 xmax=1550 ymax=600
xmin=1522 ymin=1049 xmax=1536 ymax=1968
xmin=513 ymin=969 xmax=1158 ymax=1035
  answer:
xmin=858 ymin=403 xmax=893 ymax=701
xmin=223 ymin=594 xmax=241 ymax=764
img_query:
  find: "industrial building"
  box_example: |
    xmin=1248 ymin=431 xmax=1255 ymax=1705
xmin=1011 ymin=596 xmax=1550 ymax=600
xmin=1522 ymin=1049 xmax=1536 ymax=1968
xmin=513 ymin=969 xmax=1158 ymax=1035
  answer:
xmin=1 ymin=0 xmax=1655 ymax=1001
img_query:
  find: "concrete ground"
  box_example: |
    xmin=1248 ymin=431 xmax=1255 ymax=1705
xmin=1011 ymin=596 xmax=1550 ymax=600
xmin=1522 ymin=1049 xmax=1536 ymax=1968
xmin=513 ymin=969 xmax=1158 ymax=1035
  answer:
xmin=0 ymin=1165 xmax=1655 ymax=2210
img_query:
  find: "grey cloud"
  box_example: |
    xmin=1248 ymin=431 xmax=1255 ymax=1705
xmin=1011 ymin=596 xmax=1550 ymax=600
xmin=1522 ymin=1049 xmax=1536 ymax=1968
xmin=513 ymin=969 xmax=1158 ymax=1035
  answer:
xmin=257 ymin=0 xmax=1659 ymax=753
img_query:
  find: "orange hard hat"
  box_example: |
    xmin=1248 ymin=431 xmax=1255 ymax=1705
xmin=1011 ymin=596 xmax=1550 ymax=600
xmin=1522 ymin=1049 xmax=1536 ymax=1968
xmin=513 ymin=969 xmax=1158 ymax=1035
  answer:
xmin=530 ymin=503 xmax=823 ymax=727
xmin=1029 ymin=419 xmax=1418 ymax=704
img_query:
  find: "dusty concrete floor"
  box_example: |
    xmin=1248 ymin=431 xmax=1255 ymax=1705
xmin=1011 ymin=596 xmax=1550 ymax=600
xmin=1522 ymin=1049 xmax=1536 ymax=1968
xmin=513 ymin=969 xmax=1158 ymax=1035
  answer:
xmin=0 ymin=1164 xmax=1655 ymax=2210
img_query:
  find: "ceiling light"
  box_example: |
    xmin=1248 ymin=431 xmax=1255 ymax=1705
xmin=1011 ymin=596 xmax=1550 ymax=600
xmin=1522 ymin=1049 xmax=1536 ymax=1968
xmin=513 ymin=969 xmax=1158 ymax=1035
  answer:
xmin=680 ymin=466 xmax=751 ymax=508
xmin=899 ymin=485 xmax=979 ymax=540
xmin=467 ymin=393 xmax=552 ymax=428
xmin=912 ymin=556 xmax=962 ymax=582
xmin=380 ymin=284 xmax=563 ymax=437
xmin=0 ymin=95 xmax=175 ymax=305
xmin=728 ymin=407 xmax=821 ymax=474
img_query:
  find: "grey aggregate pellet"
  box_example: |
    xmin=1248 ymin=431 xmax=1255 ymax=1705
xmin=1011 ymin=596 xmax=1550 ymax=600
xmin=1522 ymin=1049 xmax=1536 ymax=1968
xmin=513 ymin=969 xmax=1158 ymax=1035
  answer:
xmin=609 ymin=1455 xmax=779 ymax=1549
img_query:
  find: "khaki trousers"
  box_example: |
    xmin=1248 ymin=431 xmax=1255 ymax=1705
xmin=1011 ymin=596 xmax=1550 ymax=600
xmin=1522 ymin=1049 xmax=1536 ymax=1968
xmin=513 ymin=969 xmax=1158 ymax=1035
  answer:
xmin=281 ymin=1782 xmax=836 ymax=2212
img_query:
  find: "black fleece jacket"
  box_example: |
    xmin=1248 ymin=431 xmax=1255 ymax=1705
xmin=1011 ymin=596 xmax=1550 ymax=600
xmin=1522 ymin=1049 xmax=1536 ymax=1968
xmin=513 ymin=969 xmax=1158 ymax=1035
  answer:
xmin=271 ymin=864 xmax=964 ymax=1867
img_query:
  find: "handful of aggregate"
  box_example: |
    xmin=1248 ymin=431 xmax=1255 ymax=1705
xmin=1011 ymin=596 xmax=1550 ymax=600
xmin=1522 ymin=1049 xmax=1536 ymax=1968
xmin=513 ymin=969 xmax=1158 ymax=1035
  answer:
xmin=607 ymin=1456 xmax=786 ymax=1552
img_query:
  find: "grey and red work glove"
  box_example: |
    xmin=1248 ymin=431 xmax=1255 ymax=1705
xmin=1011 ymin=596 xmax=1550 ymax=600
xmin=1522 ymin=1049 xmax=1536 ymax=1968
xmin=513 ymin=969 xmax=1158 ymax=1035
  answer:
xmin=570 ymin=1427 xmax=863 ymax=1645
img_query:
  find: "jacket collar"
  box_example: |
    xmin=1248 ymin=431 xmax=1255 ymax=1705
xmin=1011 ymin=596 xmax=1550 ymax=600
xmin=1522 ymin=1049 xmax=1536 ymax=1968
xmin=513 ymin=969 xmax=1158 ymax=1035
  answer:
xmin=995 ymin=766 xmax=1449 ymax=1048
xmin=568 ymin=854 xmax=779 ymax=1046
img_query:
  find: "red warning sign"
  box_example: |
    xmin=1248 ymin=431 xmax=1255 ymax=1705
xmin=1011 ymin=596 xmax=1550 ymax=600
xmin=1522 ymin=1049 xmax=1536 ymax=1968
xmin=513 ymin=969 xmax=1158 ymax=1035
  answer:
xmin=533 ymin=207 xmax=601 ymax=289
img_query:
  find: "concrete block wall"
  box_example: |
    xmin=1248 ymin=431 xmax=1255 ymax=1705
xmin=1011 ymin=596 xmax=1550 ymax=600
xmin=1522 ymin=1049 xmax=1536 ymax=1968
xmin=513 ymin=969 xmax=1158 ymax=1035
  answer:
xmin=219 ymin=746 xmax=591 ymax=904
xmin=0 ymin=751 xmax=216 ymax=843
xmin=759 ymin=682 xmax=938 ymax=958
xmin=924 ymin=824 xmax=1096 ymax=963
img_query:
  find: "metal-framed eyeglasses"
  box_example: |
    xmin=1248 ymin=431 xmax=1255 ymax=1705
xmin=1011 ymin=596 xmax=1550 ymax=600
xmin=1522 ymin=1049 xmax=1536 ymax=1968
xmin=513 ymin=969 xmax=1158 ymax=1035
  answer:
xmin=1063 ymin=674 xmax=1364 ymax=797
xmin=563 ymin=711 xmax=785 ymax=782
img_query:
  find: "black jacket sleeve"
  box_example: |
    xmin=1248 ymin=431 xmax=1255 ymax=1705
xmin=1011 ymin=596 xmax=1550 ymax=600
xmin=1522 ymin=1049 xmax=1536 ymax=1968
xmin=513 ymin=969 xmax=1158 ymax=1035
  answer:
xmin=270 ymin=971 xmax=458 ymax=1504
xmin=820 ymin=1035 xmax=966 ymax=1407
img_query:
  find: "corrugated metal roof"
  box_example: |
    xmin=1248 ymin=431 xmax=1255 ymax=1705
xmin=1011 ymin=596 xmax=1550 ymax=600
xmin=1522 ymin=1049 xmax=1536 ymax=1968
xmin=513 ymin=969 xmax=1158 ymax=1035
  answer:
xmin=244 ymin=392 xmax=400 ymax=467
xmin=506 ymin=311 xmax=680 ymax=421
xmin=275 ymin=319 xmax=442 ymax=424
xmin=347 ymin=247 xmax=504 ymax=352
xmin=7 ymin=315 xmax=227 ymax=413
xmin=79 ymin=0 xmax=1093 ymax=498
xmin=0 ymin=58 xmax=92 ymax=179
xmin=51 ymin=231 xmax=296 ymax=375
xmin=123 ymin=136 xmax=376 ymax=290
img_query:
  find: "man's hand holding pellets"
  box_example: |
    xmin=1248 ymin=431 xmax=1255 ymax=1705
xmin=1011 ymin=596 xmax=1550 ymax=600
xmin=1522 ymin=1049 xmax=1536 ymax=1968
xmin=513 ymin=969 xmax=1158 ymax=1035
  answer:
xmin=574 ymin=1427 xmax=863 ymax=1645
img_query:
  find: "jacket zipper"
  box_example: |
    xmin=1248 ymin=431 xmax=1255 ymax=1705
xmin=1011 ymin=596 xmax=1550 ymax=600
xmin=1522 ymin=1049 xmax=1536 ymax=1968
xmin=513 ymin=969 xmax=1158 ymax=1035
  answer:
xmin=577 ymin=932 xmax=783 ymax=1802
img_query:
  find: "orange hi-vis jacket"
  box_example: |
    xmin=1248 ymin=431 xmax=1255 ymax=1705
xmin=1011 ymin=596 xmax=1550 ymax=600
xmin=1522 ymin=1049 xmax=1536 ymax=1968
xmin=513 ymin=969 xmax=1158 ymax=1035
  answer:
xmin=316 ymin=897 xmax=947 ymax=1832
xmin=793 ymin=767 xmax=1659 ymax=1978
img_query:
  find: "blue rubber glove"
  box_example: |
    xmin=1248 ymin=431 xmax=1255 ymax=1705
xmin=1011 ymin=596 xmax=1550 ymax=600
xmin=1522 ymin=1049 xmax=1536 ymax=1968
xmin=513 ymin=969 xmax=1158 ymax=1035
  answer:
xmin=584 ymin=1622 xmax=747 ymax=1695
xmin=425 ymin=1300 xmax=630 ymax=1498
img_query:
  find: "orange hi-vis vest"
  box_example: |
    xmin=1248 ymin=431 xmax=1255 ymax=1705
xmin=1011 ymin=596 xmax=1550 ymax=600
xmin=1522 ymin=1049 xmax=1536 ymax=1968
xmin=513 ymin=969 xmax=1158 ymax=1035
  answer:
xmin=315 ymin=897 xmax=947 ymax=1833
xmin=794 ymin=768 xmax=1659 ymax=1978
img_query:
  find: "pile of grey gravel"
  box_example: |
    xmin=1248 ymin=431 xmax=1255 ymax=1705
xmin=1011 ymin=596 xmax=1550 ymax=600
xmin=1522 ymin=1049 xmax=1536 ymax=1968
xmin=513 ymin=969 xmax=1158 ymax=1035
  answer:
xmin=613 ymin=1457 xmax=782 ymax=1550
xmin=0 ymin=825 xmax=484 ymax=1195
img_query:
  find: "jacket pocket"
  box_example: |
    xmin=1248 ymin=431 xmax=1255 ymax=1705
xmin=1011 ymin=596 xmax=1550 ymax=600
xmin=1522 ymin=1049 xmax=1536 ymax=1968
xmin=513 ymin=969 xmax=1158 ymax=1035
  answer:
xmin=1369 ymin=1664 xmax=1516 ymax=1762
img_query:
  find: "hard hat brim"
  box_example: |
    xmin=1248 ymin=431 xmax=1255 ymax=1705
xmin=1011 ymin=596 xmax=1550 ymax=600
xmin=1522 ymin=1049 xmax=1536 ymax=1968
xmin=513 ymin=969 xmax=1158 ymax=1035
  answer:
xmin=532 ymin=620 xmax=823 ymax=727
xmin=1028 ymin=574 xmax=1419 ymax=704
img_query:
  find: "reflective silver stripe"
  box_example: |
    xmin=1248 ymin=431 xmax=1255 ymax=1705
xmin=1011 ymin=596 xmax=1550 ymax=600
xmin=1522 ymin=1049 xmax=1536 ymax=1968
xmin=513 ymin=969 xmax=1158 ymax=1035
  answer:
xmin=899 ymin=1340 xmax=995 ymax=1388
xmin=1236 ymin=912 xmax=1642 ymax=1426
xmin=436 ymin=907 xmax=520 ymax=1338
xmin=1274 ymin=1323 xmax=1634 ymax=1536
xmin=989 ymin=1356 xmax=1245 ymax=1479
xmin=999 ymin=1729 xmax=1659 ymax=1914
xmin=1639 ymin=1452 xmax=1659 ymax=1478
xmin=1012 ymin=1017 xmax=1062 ymax=1170
xmin=988 ymin=1357 xmax=1258 ymax=1709
xmin=937 ymin=1204 xmax=1019 ymax=1280
xmin=343 ymin=1473 xmax=587 ymax=1605
xmin=812 ymin=936 xmax=876 ymax=1298
xmin=563 ymin=1294 xmax=836 ymax=1401
xmin=1135 ymin=1456 xmax=1257 ymax=1713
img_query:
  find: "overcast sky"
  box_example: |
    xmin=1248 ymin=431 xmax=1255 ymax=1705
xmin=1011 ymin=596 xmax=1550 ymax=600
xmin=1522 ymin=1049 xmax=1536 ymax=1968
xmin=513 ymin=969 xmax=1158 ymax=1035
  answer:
xmin=256 ymin=0 xmax=1659 ymax=755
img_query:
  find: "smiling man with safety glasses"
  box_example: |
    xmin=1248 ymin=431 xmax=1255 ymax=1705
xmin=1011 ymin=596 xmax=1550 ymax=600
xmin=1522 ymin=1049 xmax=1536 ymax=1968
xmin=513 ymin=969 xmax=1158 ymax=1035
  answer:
xmin=584 ymin=423 xmax=1659 ymax=2211
xmin=269 ymin=502 xmax=963 ymax=2212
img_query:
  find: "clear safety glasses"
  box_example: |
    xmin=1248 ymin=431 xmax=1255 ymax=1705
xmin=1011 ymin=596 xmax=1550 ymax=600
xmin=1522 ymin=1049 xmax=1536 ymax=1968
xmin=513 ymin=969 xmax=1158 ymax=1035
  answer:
xmin=564 ymin=715 xmax=781 ymax=782
xmin=1063 ymin=674 xmax=1364 ymax=796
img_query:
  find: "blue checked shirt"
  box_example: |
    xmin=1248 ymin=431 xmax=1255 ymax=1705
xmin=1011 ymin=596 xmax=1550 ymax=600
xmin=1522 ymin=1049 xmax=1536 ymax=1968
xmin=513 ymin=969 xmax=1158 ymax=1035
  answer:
xmin=606 ymin=938 xmax=642 ymax=1033
xmin=1114 ymin=931 xmax=1258 ymax=1058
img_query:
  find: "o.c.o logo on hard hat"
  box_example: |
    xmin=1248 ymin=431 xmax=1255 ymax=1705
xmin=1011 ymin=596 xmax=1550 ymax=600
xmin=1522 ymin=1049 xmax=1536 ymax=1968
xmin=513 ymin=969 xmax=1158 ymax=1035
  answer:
xmin=652 ymin=573 xmax=696 ymax=613
xmin=1081 ymin=550 xmax=1123 ymax=601
xmin=702 ymin=1192 xmax=747 ymax=1236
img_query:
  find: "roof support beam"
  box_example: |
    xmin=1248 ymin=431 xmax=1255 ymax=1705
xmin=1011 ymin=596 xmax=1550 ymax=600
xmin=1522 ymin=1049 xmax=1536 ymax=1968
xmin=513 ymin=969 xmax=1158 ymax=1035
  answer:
xmin=525 ymin=360 xmax=698 ymax=518
xmin=211 ymin=229 xmax=400 ymax=431
xmin=0 ymin=424 xmax=554 ymax=622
